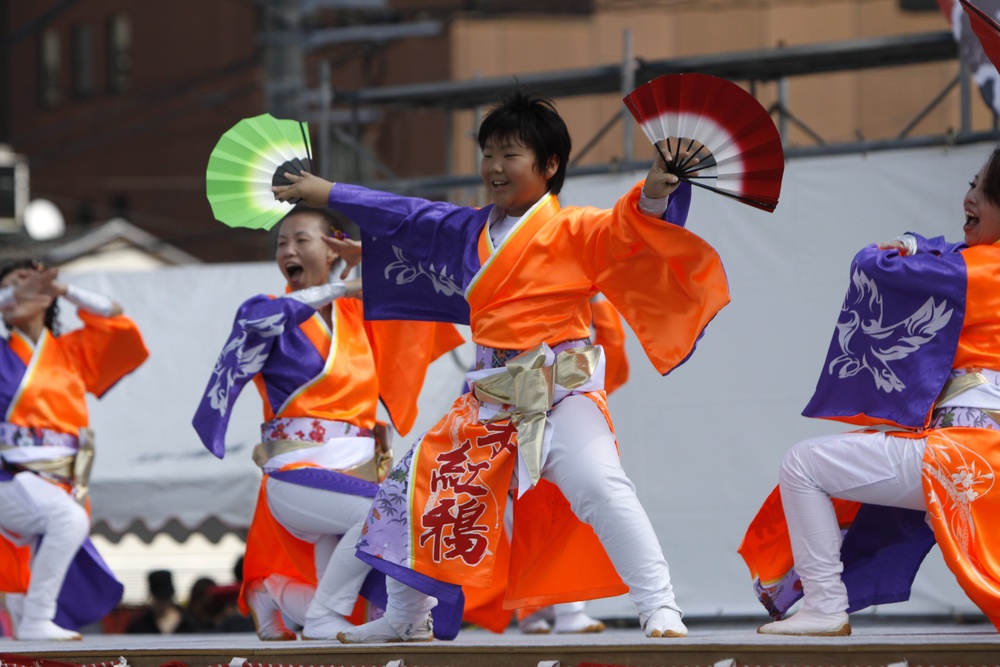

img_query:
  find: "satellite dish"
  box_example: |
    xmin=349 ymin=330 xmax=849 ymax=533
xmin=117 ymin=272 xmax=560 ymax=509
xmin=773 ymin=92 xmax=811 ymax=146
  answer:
xmin=24 ymin=198 xmax=65 ymax=241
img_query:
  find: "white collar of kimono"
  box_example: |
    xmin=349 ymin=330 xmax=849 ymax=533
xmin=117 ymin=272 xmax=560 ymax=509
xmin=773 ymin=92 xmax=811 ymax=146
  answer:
xmin=10 ymin=325 xmax=49 ymax=351
xmin=485 ymin=191 xmax=554 ymax=248
xmin=467 ymin=192 xmax=554 ymax=301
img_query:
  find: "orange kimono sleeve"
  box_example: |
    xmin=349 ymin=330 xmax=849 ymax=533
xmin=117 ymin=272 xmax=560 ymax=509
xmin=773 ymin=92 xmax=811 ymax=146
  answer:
xmin=59 ymin=311 xmax=149 ymax=397
xmin=590 ymin=298 xmax=629 ymax=395
xmin=588 ymin=182 xmax=730 ymax=376
xmin=363 ymin=303 xmax=465 ymax=437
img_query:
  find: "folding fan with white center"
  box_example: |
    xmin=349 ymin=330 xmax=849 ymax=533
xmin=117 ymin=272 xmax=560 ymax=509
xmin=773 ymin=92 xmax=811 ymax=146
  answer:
xmin=623 ymin=73 xmax=785 ymax=212
xmin=205 ymin=113 xmax=313 ymax=230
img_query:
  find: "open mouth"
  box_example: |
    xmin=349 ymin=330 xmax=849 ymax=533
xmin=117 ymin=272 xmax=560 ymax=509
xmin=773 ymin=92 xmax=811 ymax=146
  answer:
xmin=964 ymin=211 xmax=979 ymax=231
xmin=285 ymin=263 xmax=304 ymax=281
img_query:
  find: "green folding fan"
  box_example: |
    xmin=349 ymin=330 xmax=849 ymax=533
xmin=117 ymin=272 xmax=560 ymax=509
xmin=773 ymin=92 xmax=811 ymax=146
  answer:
xmin=205 ymin=113 xmax=313 ymax=230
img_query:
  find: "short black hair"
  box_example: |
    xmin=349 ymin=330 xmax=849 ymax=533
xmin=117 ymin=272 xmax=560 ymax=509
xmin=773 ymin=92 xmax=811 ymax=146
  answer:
xmin=0 ymin=259 xmax=60 ymax=336
xmin=478 ymin=88 xmax=572 ymax=195
xmin=980 ymin=146 xmax=1000 ymax=209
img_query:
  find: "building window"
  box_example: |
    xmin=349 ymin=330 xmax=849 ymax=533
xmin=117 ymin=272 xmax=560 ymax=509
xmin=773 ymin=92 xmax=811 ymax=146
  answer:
xmin=899 ymin=0 xmax=938 ymax=10
xmin=38 ymin=28 xmax=60 ymax=108
xmin=72 ymin=23 xmax=95 ymax=98
xmin=107 ymin=13 xmax=131 ymax=93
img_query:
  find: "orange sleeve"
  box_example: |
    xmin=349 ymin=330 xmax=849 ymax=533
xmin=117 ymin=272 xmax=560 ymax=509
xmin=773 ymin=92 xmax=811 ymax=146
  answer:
xmin=59 ymin=311 xmax=149 ymax=398
xmin=588 ymin=182 xmax=730 ymax=376
xmin=360 ymin=301 xmax=465 ymax=437
xmin=590 ymin=298 xmax=629 ymax=395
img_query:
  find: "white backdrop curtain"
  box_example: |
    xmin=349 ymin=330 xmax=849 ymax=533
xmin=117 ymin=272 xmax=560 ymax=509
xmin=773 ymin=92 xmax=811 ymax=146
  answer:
xmin=58 ymin=140 xmax=992 ymax=619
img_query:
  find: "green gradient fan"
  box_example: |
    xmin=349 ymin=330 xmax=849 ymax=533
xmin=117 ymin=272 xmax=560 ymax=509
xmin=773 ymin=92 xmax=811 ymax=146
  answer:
xmin=206 ymin=113 xmax=313 ymax=230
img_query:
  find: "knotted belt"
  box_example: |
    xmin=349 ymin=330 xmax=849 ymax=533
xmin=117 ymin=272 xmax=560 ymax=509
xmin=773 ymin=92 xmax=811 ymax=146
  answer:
xmin=471 ymin=342 xmax=602 ymax=488
xmin=935 ymin=369 xmax=1000 ymax=427
xmin=0 ymin=424 xmax=94 ymax=504
xmin=252 ymin=417 xmax=392 ymax=483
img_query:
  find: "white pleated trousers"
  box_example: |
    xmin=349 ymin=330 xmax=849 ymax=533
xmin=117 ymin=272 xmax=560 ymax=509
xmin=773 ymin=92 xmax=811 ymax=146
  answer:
xmin=0 ymin=472 xmax=89 ymax=622
xmin=778 ymin=431 xmax=928 ymax=614
xmin=264 ymin=477 xmax=374 ymax=617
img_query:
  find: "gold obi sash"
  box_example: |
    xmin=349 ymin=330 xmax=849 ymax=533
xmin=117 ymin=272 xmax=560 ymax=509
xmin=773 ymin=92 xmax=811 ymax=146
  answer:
xmin=471 ymin=342 xmax=602 ymax=487
xmin=252 ymin=419 xmax=392 ymax=483
xmin=0 ymin=426 xmax=94 ymax=504
xmin=936 ymin=369 xmax=1000 ymax=427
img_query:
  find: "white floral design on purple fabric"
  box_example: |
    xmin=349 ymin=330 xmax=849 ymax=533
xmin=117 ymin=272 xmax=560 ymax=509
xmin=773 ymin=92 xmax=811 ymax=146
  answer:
xmin=357 ymin=442 xmax=417 ymax=566
xmin=828 ymin=268 xmax=954 ymax=393
xmin=384 ymin=246 xmax=463 ymax=297
xmin=205 ymin=312 xmax=286 ymax=418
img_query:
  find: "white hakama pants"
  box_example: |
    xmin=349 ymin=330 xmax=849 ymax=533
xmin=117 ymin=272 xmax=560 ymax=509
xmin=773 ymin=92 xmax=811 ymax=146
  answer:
xmin=779 ymin=431 xmax=928 ymax=614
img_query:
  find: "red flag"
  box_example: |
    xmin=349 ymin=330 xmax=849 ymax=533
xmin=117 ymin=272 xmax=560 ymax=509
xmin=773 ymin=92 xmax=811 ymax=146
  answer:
xmin=939 ymin=1 xmax=1000 ymax=115
xmin=962 ymin=0 xmax=1000 ymax=71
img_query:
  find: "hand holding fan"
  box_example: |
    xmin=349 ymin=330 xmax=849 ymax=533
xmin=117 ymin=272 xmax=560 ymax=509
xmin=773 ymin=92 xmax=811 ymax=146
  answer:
xmin=206 ymin=113 xmax=313 ymax=230
xmin=623 ymin=73 xmax=784 ymax=212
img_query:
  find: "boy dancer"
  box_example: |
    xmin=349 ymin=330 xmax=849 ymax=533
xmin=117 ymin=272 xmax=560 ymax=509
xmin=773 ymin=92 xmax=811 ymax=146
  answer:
xmin=274 ymin=90 xmax=729 ymax=641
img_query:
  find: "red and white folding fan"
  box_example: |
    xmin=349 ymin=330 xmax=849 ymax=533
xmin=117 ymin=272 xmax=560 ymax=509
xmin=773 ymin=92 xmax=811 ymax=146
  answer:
xmin=623 ymin=73 xmax=785 ymax=212
xmin=961 ymin=0 xmax=1000 ymax=72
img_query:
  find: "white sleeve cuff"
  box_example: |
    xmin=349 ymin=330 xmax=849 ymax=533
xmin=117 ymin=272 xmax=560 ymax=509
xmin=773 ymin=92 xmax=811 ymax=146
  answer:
xmin=638 ymin=192 xmax=669 ymax=217
xmin=893 ymin=233 xmax=919 ymax=256
xmin=0 ymin=286 xmax=14 ymax=308
xmin=286 ymin=282 xmax=347 ymax=309
xmin=64 ymin=284 xmax=117 ymax=317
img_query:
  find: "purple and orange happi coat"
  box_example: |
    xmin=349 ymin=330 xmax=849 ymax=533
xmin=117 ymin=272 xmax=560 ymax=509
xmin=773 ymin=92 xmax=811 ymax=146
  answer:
xmin=325 ymin=179 xmax=729 ymax=630
xmin=0 ymin=312 xmax=148 ymax=630
xmin=192 ymin=292 xmax=464 ymax=634
xmin=740 ymin=236 xmax=1000 ymax=630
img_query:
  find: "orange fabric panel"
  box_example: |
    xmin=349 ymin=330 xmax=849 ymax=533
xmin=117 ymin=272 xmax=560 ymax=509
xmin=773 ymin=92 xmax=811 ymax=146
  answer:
xmin=0 ymin=535 xmax=31 ymax=594
xmin=460 ymin=524 xmax=515 ymax=634
xmin=738 ymin=485 xmax=861 ymax=586
xmin=597 ymin=183 xmax=730 ymax=375
xmin=923 ymin=427 xmax=1000 ymax=631
xmin=237 ymin=475 xmax=317 ymax=615
xmin=408 ymin=396 xmax=518 ymax=589
xmin=298 ymin=311 xmax=333 ymax=357
xmin=468 ymin=194 xmax=598 ymax=350
xmin=6 ymin=331 xmax=87 ymax=432
xmin=406 ymin=392 xmax=627 ymax=607
xmin=505 ymin=479 xmax=628 ymax=609
xmin=953 ymin=244 xmax=1000 ymax=370
xmin=590 ymin=299 xmax=629 ymax=395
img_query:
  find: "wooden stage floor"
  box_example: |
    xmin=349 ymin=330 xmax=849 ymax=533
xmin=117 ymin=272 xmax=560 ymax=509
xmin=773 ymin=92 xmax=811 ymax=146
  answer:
xmin=1 ymin=618 xmax=998 ymax=667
